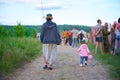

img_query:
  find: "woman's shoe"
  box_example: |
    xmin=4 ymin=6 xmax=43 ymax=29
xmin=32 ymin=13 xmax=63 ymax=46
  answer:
xmin=48 ymin=67 xmax=53 ymax=70
xmin=43 ymin=65 xmax=48 ymax=69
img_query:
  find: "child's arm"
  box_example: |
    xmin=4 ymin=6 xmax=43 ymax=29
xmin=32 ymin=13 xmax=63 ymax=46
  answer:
xmin=77 ymin=46 xmax=81 ymax=52
xmin=86 ymin=46 xmax=90 ymax=55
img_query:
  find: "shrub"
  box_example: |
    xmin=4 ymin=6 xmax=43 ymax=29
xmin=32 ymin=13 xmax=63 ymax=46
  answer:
xmin=14 ymin=23 xmax=24 ymax=37
xmin=0 ymin=25 xmax=9 ymax=37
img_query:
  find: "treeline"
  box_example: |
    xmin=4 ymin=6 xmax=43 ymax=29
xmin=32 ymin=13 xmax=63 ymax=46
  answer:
xmin=0 ymin=24 xmax=90 ymax=37
xmin=58 ymin=24 xmax=90 ymax=33
xmin=0 ymin=23 xmax=38 ymax=37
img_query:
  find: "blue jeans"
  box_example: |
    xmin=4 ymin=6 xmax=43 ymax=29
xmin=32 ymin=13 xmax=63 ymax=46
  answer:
xmin=80 ymin=56 xmax=88 ymax=64
xmin=72 ymin=38 xmax=78 ymax=47
xmin=114 ymin=39 xmax=120 ymax=55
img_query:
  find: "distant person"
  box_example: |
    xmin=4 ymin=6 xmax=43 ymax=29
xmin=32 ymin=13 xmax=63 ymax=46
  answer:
xmin=114 ymin=18 xmax=120 ymax=55
xmin=62 ymin=29 xmax=68 ymax=45
xmin=71 ymin=27 xmax=79 ymax=48
xmin=110 ymin=22 xmax=116 ymax=54
xmin=68 ymin=31 xmax=73 ymax=46
xmin=77 ymin=39 xmax=91 ymax=67
xmin=103 ymin=22 xmax=110 ymax=53
xmin=36 ymin=32 xmax=40 ymax=41
xmin=40 ymin=13 xmax=61 ymax=70
xmin=83 ymin=33 xmax=89 ymax=43
xmin=79 ymin=32 xmax=84 ymax=42
xmin=95 ymin=19 xmax=104 ymax=54
xmin=90 ymin=27 xmax=96 ymax=44
xmin=65 ymin=30 xmax=69 ymax=45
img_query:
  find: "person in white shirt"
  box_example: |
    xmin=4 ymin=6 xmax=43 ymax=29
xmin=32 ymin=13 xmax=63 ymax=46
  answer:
xmin=95 ymin=19 xmax=104 ymax=54
xmin=71 ymin=27 xmax=79 ymax=48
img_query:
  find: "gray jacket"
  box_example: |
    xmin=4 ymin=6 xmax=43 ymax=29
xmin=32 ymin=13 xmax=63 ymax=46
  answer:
xmin=40 ymin=20 xmax=61 ymax=45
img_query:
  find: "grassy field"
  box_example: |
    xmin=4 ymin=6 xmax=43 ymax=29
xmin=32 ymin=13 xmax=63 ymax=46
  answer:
xmin=88 ymin=41 xmax=120 ymax=80
xmin=0 ymin=37 xmax=42 ymax=74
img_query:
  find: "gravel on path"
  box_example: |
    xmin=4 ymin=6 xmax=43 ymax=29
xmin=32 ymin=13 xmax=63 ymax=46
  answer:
xmin=4 ymin=45 xmax=112 ymax=80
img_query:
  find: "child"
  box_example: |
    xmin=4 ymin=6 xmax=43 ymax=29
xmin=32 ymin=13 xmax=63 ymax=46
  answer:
xmin=77 ymin=39 xmax=90 ymax=67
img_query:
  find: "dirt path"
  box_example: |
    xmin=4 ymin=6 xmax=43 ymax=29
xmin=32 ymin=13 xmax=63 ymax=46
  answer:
xmin=5 ymin=45 xmax=112 ymax=80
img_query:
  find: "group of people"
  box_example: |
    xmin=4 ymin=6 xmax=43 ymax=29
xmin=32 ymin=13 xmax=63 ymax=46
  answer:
xmin=40 ymin=13 xmax=120 ymax=70
xmin=62 ymin=28 xmax=88 ymax=48
xmin=93 ymin=18 xmax=120 ymax=55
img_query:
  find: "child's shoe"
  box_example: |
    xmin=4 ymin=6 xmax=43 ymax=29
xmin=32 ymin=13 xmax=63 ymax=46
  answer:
xmin=80 ymin=64 xmax=83 ymax=67
xmin=85 ymin=61 xmax=87 ymax=65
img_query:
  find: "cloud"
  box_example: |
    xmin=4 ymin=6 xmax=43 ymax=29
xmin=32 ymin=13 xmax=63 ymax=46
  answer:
xmin=0 ymin=1 xmax=5 ymax=4
xmin=36 ymin=3 xmax=62 ymax=10
xmin=0 ymin=0 xmax=40 ymax=3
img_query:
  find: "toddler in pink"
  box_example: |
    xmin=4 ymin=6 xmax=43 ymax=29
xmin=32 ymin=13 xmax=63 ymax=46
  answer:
xmin=77 ymin=39 xmax=90 ymax=67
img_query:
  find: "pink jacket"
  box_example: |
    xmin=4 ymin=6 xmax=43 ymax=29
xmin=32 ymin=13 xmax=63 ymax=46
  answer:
xmin=77 ymin=44 xmax=90 ymax=57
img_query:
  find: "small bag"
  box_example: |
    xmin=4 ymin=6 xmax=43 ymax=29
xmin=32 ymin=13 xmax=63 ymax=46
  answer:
xmin=88 ymin=53 xmax=93 ymax=60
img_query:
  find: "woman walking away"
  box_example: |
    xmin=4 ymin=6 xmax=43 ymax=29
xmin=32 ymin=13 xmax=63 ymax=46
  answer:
xmin=77 ymin=39 xmax=91 ymax=67
xmin=40 ymin=13 xmax=61 ymax=70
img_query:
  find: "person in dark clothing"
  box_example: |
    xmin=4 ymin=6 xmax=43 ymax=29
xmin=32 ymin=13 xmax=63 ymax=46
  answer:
xmin=68 ymin=31 xmax=73 ymax=46
xmin=103 ymin=22 xmax=110 ymax=53
xmin=40 ymin=13 xmax=61 ymax=70
xmin=79 ymin=32 xmax=84 ymax=42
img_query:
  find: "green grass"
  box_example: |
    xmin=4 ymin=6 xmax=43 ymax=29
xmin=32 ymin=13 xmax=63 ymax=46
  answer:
xmin=88 ymin=41 xmax=120 ymax=80
xmin=0 ymin=37 xmax=42 ymax=74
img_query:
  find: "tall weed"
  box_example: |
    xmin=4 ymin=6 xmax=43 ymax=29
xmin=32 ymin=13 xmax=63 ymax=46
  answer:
xmin=0 ymin=37 xmax=42 ymax=73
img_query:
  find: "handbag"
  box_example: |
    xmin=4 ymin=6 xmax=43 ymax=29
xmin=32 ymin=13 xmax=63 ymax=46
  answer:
xmin=88 ymin=53 xmax=93 ymax=60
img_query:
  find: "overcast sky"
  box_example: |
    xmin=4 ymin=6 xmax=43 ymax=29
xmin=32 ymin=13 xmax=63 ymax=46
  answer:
xmin=0 ymin=0 xmax=120 ymax=26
